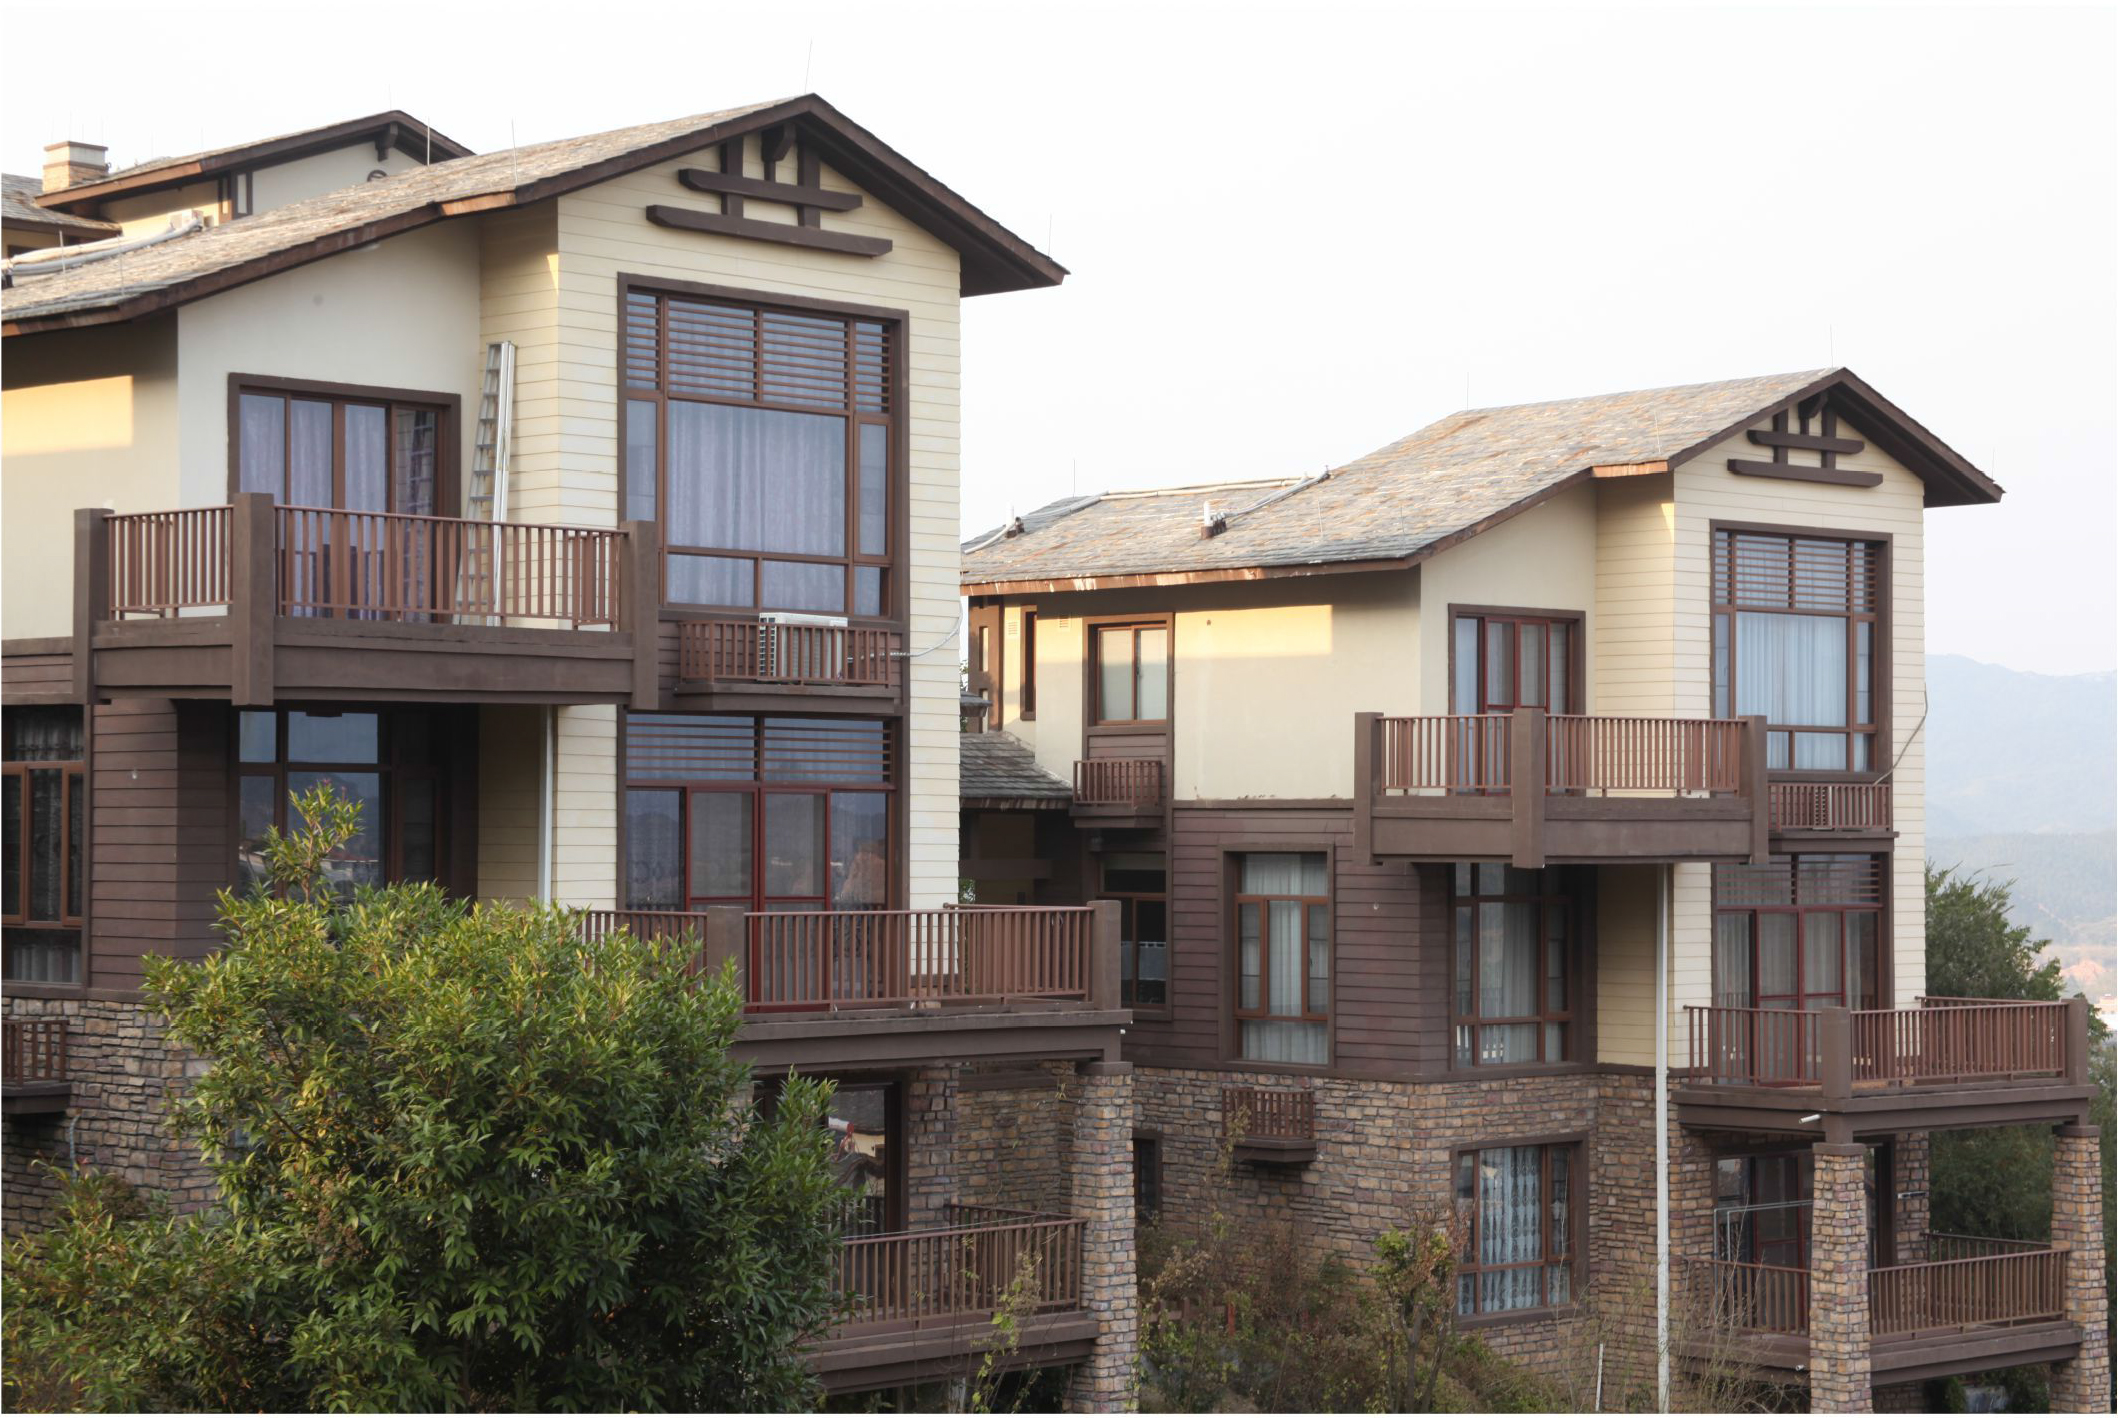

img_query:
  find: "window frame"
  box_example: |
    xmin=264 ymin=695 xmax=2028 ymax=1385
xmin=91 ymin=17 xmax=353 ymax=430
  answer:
xmin=1452 ymin=1137 xmax=1584 ymax=1324
xmin=616 ymin=276 xmax=907 ymax=625
xmin=1711 ymin=854 xmax=1888 ymax=1012
xmin=230 ymin=707 xmax=449 ymax=895
xmin=2 ymin=707 xmax=87 ymax=987
xmin=1098 ymin=852 xmax=1169 ymax=1018
xmin=1448 ymin=864 xmax=1580 ymax=1071
xmin=1090 ymin=620 xmax=1173 ymax=728
xmin=1708 ymin=521 xmax=1890 ymax=779
xmin=224 ymin=373 xmax=460 ymax=514
xmin=1446 ymin=605 xmax=1585 ymax=717
xmin=1225 ymin=847 xmax=1334 ymax=1070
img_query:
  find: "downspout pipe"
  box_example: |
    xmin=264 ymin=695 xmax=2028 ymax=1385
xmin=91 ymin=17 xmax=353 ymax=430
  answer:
xmin=1656 ymin=862 xmax=1671 ymax=1413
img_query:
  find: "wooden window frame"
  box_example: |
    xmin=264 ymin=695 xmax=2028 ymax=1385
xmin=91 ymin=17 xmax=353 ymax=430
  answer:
xmin=617 ymin=277 xmax=908 ymax=626
xmin=1453 ymin=1137 xmax=1584 ymax=1324
xmin=2 ymin=708 xmax=87 ymax=987
xmin=1449 ymin=865 xmax=1578 ymax=1069
xmin=1227 ymin=849 xmax=1333 ymax=1067
xmin=1711 ymin=853 xmax=1888 ymax=1012
xmin=1090 ymin=621 xmax=1173 ymax=728
xmin=225 ymin=373 xmax=460 ymax=515
xmin=1446 ymin=604 xmax=1586 ymax=716
xmin=1708 ymin=522 xmax=1890 ymax=780
xmin=230 ymin=707 xmax=448 ymax=893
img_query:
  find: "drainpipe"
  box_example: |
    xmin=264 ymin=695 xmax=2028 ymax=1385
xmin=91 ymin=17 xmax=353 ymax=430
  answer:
xmin=1655 ymin=862 xmax=1671 ymax=1413
xmin=536 ymin=707 xmax=555 ymax=904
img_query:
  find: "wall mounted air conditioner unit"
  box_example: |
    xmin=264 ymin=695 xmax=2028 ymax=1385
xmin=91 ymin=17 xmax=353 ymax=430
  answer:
xmin=755 ymin=611 xmax=849 ymax=680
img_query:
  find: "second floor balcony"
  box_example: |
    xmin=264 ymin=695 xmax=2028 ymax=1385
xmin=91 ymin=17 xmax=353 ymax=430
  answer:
xmin=1354 ymin=708 xmax=1771 ymax=866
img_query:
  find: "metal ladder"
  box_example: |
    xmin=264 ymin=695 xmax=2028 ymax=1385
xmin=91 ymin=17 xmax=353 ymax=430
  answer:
xmin=457 ymin=341 xmax=515 ymax=621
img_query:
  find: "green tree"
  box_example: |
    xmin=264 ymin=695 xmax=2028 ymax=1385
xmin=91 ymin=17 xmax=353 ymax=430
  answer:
xmin=4 ymin=785 xmax=850 ymax=1413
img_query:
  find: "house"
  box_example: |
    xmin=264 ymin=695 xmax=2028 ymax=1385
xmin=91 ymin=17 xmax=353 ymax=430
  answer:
xmin=0 ymin=95 xmax=1137 ymax=1405
xmin=959 ymin=368 xmax=2110 ymax=1413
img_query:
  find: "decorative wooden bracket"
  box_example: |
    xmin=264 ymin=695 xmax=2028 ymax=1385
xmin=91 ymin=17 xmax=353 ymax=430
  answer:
xmin=645 ymin=204 xmax=891 ymax=257
xmin=1728 ymin=406 xmax=1881 ymax=487
xmin=676 ymin=168 xmax=863 ymax=212
xmin=653 ymin=130 xmax=885 ymax=257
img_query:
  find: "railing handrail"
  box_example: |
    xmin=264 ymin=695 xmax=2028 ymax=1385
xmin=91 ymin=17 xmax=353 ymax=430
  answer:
xmin=677 ymin=616 xmax=900 ymax=687
xmin=1072 ymin=758 xmax=1165 ymax=805
xmin=1685 ymin=1000 xmax=2074 ymax=1090
xmin=1 ymin=1018 xmax=68 ymax=1085
xmin=1375 ymin=712 xmax=1749 ymax=794
xmin=274 ymin=502 xmax=623 ymax=537
xmin=1223 ymin=1083 xmax=1316 ymax=1141
xmin=838 ymin=1211 xmax=1086 ymax=1329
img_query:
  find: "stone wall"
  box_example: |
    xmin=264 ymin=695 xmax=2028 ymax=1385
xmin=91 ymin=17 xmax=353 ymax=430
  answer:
xmin=2051 ymin=1123 xmax=2113 ymax=1414
xmin=1807 ymin=1143 xmax=1873 ymax=1414
xmin=3 ymin=996 xmax=215 ymax=1235
xmin=957 ymin=1064 xmax=1077 ymax=1214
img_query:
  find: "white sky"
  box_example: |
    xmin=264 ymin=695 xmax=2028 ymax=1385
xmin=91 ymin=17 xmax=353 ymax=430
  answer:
xmin=7 ymin=0 xmax=2114 ymax=674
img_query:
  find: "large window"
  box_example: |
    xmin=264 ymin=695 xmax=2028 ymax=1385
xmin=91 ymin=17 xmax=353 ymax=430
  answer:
xmin=623 ymin=288 xmax=893 ymax=617
xmin=236 ymin=709 xmax=447 ymax=896
xmin=1233 ymin=852 xmax=1329 ymax=1065
xmin=236 ymin=382 xmax=443 ymax=514
xmin=1455 ymin=1142 xmax=1578 ymax=1316
xmin=1100 ymin=853 xmax=1168 ymax=1012
xmin=1712 ymin=855 xmax=1883 ymax=1011
xmin=1451 ymin=612 xmax=1575 ymax=715
xmin=1712 ymin=530 xmax=1880 ymax=772
xmin=3 ymin=708 xmax=85 ymax=984
xmin=1094 ymin=623 xmax=1169 ymax=725
xmin=1452 ymin=864 xmax=1573 ymax=1066
xmin=623 ymin=713 xmax=893 ymax=912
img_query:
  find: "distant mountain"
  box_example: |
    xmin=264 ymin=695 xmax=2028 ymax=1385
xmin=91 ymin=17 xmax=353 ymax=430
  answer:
xmin=1924 ymin=654 xmax=2115 ymax=836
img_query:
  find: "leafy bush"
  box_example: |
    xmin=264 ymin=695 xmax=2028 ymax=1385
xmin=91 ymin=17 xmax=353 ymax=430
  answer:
xmin=4 ymin=786 xmax=850 ymax=1412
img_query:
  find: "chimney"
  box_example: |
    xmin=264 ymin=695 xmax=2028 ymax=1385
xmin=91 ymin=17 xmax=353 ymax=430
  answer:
xmin=43 ymin=140 xmax=109 ymax=194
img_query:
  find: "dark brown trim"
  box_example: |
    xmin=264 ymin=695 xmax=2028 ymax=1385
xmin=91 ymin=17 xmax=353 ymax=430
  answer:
xmin=676 ymin=168 xmax=864 ymax=211
xmin=223 ymin=373 xmax=462 ymax=514
xmin=644 ymin=203 xmax=893 ymax=257
xmin=1746 ymin=428 xmax=1865 ymax=455
xmin=1726 ymin=458 xmax=1884 ymax=488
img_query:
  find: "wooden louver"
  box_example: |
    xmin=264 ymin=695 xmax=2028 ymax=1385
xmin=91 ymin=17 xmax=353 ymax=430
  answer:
xmin=623 ymin=291 xmax=891 ymax=415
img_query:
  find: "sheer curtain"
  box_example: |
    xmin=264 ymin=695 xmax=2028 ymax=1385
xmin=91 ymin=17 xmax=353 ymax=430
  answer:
xmin=1239 ymin=853 xmax=1328 ymax=1066
xmin=667 ymin=402 xmax=844 ymax=556
xmin=1736 ymin=612 xmax=1848 ymax=768
xmin=1480 ymin=1145 xmax=1545 ymax=1312
xmin=1479 ymin=901 xmax=1540 ymax=1063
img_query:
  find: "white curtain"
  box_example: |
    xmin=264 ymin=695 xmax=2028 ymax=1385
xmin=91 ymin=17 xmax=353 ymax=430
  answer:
xmin=1735 ymin=612 xmax=1846 ymax=735
xmin=1479 ymin=1146 xmax=1545 ymax=1312
xmin=1476 ymin=901 xmax=1540 ymax=1063
xmin=667 ymin=402 xmax=844 ymax=556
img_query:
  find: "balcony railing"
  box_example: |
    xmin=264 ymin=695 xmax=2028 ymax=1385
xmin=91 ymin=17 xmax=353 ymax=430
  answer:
xmin=838 ymin=1207 xmax=1084 ymax=1331
xmin=1770 ymin=782 xmax=1893 ymax=834
xmin=1690 ymin=1236 xmax=2066 ymax=1342
xmin=1377 ymin=712 xmax=1747 ymax=795
xmin=1683 ymin=998 xmax=2083 ymax=1093
xmin=2 ymin=1018 xmax=67 ymax=1086
xmin=678 ymin=617 xmax=899 ymax=686
xmin=1688 ymin=1257 xmax=1811 ymax=1336
xmin=1072 ymin=758 xmax=1164 ymax=807
xmin=577 ymin=904 xmax=1115 ymax=1014
xmin=1222 ymin=1084 xmax=1316 ymax=1144
xmin=106 ymin=506 xmax=233 ymax=616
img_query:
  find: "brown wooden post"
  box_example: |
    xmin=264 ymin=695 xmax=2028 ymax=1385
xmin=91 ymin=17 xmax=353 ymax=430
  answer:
xmin=1353 ymin=712 xmax=1378 ymax=864
xmin=1509 ymin=707 xmax=1546 ymax=869
xmin=622 ymin=519 xmax=660 ymax=711
xmin=2065 ymin=995 xmax=2090 ymax=1086
xmin=1088 ymin=899 xmax=1122 ymax=1011
xmin=71 ymin=507 xmax=111 ymax=705
xmin=1819 ymin=1006 xmax=1853 ymax=1105
xmin=229 ymin=493 xmax=277 ymax=706
xmin=1741 ymin=713 xmax=1771 ymax=864
xmin=699 ymin=904 xmax=748 ymax=1002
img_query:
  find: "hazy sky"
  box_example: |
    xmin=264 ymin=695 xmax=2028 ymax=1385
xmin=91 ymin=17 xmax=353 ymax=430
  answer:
xmin=7 ymin=1 xmax=2113 ymax=674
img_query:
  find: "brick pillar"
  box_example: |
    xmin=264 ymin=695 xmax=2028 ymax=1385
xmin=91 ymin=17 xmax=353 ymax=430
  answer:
xmin=1889 ymin=1133 xmax=1930 ymax=1266
xmin=903 ymin=1065 xmax=958 ymax=1232
xmin=2051 ymin=1123 xmax=2112 ymax=1414
xmin=1065 ymin=1061 xmax=1139 ymax=1414
xmin=1808 ymin=1142 xmax=1873 ymax=1414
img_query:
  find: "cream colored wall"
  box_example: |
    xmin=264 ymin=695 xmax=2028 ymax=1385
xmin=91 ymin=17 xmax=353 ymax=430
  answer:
xmin=477 ymin=705 xmax=543 ymax=903
xmin=1000 ymin=603 xmax=1033 ymax=755
xmin=3 ymin=227 xmax=63 ymax=251
xmin=478 ymin=203 xmax=562 ymax=524
xmin=100 ymin=147 xmax=427 ymax=236
xmin=1 ymin=316 xmax=181 ymax=639
xmin=102 ymin=179 xmax=222 ymax=235
xmin=1595 ymin=863 xmax=1660 ymax=1068
xmin=539 ymin=133 xmax=967 ymax=909
xmin=175 ymin=220 xmax=484 ymax=511
xmin=1414 ymin=481 xmax=1599 ymax=714
xmin=1593 ymin=473 xmax=1677 ymax=717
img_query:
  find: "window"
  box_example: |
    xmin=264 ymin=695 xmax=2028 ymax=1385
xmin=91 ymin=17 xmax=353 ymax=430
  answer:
xmin=236 ymin=709 xmax=447 ymax=896
xmin=1452 ymin=864 xmax=1573 ymax=1066
xmin=1133 ymin=1134 xmax=1162 ymax=1225
xmin=1451 ymin=612 xmax=1576 ymax=715
xmin=1455 ymin=1143 xmax=1577 ymax=1316
xmin=1100 ymin=853 xmax=1168 ymax=1012
xmin=3 ymin=707 xmax=85 ymax=984
xmin=1712 ymin=855 xmax=1883 ymax=1012
xmin=235 ymin=383 xmax=443 ymax=515
xmin=1712 ymin=530 xmax=1881 ymax=771
xmin=1233 ymin=852 xmax=1329 ymax=1065
xmin=623 ymin=288 xmax=893 ymax=617
xmin=623 ymin=713 xmax=893 ymax=912
xmin=1094 ymin=623 xmax=1169 ymax=724
xmin=1020 ymin=610 xmax=1038 ymax=719
xmin=1713 ymin=1152 xmax=1810 ymax=1268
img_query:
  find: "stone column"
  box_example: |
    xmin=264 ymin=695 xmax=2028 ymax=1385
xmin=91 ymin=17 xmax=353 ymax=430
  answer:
xmin=1065 ymin=1061 xmax=1139 ymax=1414
xmin=1889 ymin=1133 xmax=1930 ymax=1266
xmin=2051 ymin=1124 xmax=2112 ymax=1414
xmin=903 ymin=1064 xmax=958 ymax=1232
xmin=1808 ymin=1142 xmax=1873 ymax=1414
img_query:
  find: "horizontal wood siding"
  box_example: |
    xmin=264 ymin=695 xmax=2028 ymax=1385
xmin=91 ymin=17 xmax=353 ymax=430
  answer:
xmin=88 ymin=699 xmax=229 ymax=990
xmin=0 ymin=650 xmax=72 ymax=704
xmin=1084 ymin=727 xmax=1167 ymax=761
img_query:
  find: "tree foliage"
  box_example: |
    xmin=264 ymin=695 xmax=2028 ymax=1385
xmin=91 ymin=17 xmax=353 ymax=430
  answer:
xmin=4 ymin=785 xmax=850 ymax=1412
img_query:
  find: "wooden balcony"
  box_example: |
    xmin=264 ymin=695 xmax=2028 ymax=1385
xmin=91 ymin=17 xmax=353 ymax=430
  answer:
xmin=1354 ymin=709 xmax=1770 ymax=866
xmin=1070 ymin=758 xmax=1164 ymax=826
xmin=1769 ymin=781 xmax=1893 ymax=835
xmin=2 ymin=1017 xmax=70 ymax=1116
xmin=577 ymin=902 xmax=1129 ymax=1071
xmin=75 ymin=495 xmax=657 ymax=707
xmin=1682 ymin=1235 xmax=2079 ymax=1383
xmin=1676 ymin=997 xmax=2095 ymax=1136
xmin=815 ymin=1205 xmax=1095 ymax=1393
xmin=675 ymin=616 xmax=901 ymax=699
xmin=1222 ymin=1084 xmax=1317 ymax=1164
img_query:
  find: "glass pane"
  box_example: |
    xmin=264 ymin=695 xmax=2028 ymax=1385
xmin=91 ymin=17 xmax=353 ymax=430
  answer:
xmin=1845 ymin=911 xmax=1880 ymax=1010
xmin=344 ymin=404 xmax=388 ymax=512
xmin=1307 ymin=903 xmax=1330 ymax=1012
xmin=1712 ymin=612 xmax=1730 ymax=718
xmin=1134 ymin=898 xmax=1168 ymax=1007
xmin=398 ymin=779 xmax=437 ymax=882
xmin=763 ymin=793 xmax=825 ymax=898
xmin=4 ymin=708 xmax=81 ymax=762
xmin=1549 ymin=624 xmax=1570 ymax=714
xmin=1803 ymin=913 xmax=1842 ymax=1006
xmin=1240 ymin=852 xmax=1326 ymax=895
xmin=761 ymin=560 xmax=845 ymax=614
xmin=26 ymin=769 xmax=61 ymax=922
xmin=1454 ymin=617 xmax=1480 ymax=714
xmin=853 ymin=565 xmax=882 ymax=617
xmin=1758 ymin=914 xmax=1798 ymax=1000
xmin=1238 ymin=901 xmax=1260 ymax=1009
xmin=238 ymin=393 xmax=285 ymax=497
xmin=1855 ymin=622 xmax=1873 ymax=725
xmin=64 ymin=770 xmax=83 ymax=920
xmin=288 ymin=711 xmax=379 ymax=763
xmin=1240 ymin=1019 xmax=1325 ymax=1065
xmin=1544 ymin=1023 xmax=1564 ymax=1061
xmin=858 ymin=423 xmax=887 ymax=557
xmin=624 ymin=789 xmax=682 ymax=909
xmin=667 ymin=553 xmax=754 ymax=607
xmin=239 ymin=710 xmax=277 ymax=764
xmin=1545 ymin=905 xmax=1566 ymax=1011
xmin=1485 ymin=1023 xmax=1538 ymax=1064
xmin=393 ymin=408 xmax=438 ymax=516
xmin=1476 ymin=862 xmax=1505 ymax=895
xmin=1734 ymin=611 xmax=1847 ymax=726
xmin=688 ymin=792 xmax=753 ymax=899
xmin=1455 ymin=905 xmax=1474 ymax=1015
xmin=1852 ymin=733 xmax=1872 ymax=773
xmin=1713 ymin=912 xmax=1754 ymax=1007
xmin=1486 ymin=622 xmax=1511 ymax=704
xmin=237 ymin=774 xmax=277 ymax=889
xmin=3 ymin=927 xmax=79 ymax=984
xmin=289 ymin=399 xmax=333 ymax=508
xmin=829 ymin=791 xmax=889 ymax=909
xmin=1102 ymin=852 xmax=1166 ymax=894
xmin=1136 ymin=629 xmax=1169 ymax=720
xmin=1097 ymin=627 xmax=1134 ymax=722
xmin=1793 ymin=732 xmax=1848 ymax=771
xmin=665 ymin=402 xmax=845 ymax=557
xmin=625 ymin=400 xmax=658 ymax=523
xmin=287 ymin=770 xmax=381 ymax=895
xmin=1518 ymin=623 xmax=1544 ymax=707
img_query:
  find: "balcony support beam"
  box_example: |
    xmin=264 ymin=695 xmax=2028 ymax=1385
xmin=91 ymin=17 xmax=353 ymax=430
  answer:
xmin=71 ymin=507 xmax=109 ymax=705
xmin=1509 ymin=707 xmax=1547 ymax=868
xmin=623 ymin=518 xmax=659 ymax=711
xmin=230 ymin=493 xmax=277 ymax=706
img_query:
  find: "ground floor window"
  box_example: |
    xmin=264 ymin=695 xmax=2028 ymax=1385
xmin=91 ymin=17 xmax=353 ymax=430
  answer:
xmin=1711 ymin=854 xmax=1883 ymax=1010
xmin=1100 ymin=853 xmax=1168 ymax=1012
xmin=1233 ymin=852 xmax=1329 ymax=1066
xmin=1451 ymin=864 xmax=1574 ymax=1066
xmin=1133 ymin=1134 xmax=1161 ymax=1226
xmin=622 ymin=713 xmax=894 ymax=912
xmin=236 ymin=708 xmax=446 ymax=895
xmin=3 ymin=707 xmax=85 ymax=984
xmin=1455 ymin=1142 xmax=1578 ymax=1316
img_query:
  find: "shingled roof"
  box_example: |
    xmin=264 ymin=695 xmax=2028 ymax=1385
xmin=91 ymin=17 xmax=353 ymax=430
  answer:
xmin=2 ymin=175 xmax=119 ymax=239
xmin=961 ymin=368 xmax=2001 ymax=592
xmin=4 ymin=94 xmax=1063 ymax=334
xmin=961 ymin=731 xmax=1072 ymax=807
